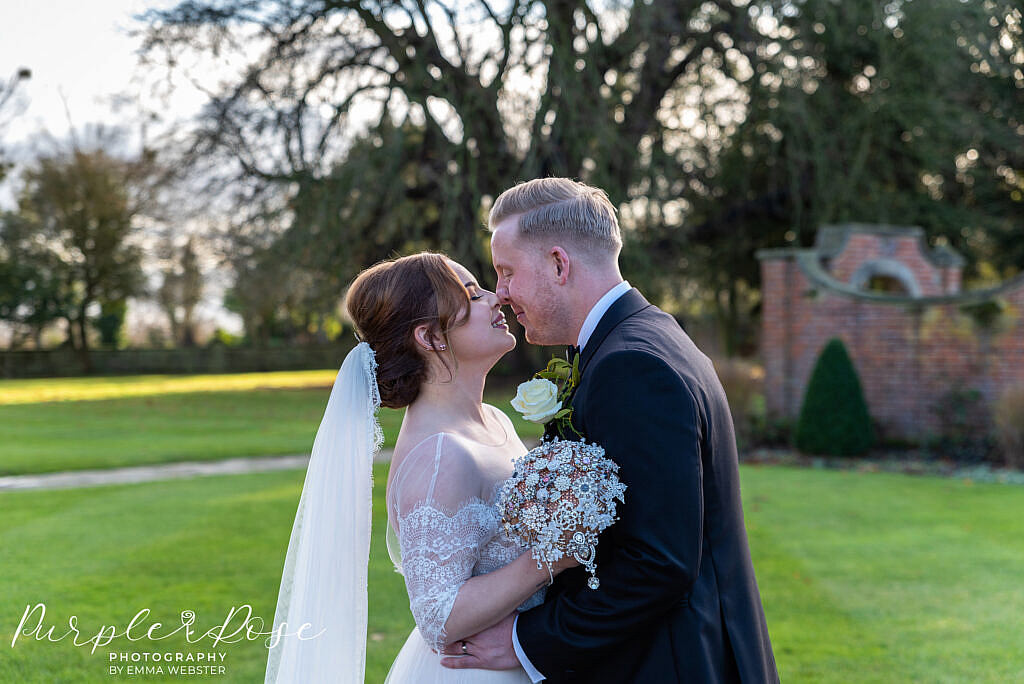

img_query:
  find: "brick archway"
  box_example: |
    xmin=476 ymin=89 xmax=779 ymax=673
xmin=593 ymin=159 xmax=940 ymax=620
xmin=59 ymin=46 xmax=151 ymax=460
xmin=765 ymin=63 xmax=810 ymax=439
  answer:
xmin=849 ymin=258 xmax=921 ymax=296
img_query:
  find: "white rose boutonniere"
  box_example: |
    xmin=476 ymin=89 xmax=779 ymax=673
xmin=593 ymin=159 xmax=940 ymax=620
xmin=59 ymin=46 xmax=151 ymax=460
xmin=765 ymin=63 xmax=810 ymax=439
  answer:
xmin=510 ymin=354 xmax=581 ymax=438
xmin=511 ymin=378 xmax=563 ymax=423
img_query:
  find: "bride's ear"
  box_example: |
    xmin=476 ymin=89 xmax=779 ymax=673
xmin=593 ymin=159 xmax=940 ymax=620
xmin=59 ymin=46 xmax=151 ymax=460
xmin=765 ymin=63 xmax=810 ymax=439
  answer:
xmin=414 ymin=324 xmax=446 ymax=352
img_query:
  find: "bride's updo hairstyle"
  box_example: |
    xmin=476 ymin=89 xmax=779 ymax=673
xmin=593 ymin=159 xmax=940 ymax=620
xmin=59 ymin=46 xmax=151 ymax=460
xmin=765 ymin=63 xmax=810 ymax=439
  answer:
xmin=345 ymin=252 xmax=470 ymax=409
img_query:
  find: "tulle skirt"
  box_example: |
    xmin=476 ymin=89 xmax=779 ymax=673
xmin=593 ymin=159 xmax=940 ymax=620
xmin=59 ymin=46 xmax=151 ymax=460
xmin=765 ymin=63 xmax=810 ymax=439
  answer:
xmin=384 ymin=628 xmax=532 ymax=684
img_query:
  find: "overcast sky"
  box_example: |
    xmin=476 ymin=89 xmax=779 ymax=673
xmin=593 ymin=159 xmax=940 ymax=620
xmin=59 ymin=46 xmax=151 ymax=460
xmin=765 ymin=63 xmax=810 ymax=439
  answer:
xmin=0 ymin=0 xmax=205 ymax=159
xmin=0 ymin=0 xmax=241 ymax=336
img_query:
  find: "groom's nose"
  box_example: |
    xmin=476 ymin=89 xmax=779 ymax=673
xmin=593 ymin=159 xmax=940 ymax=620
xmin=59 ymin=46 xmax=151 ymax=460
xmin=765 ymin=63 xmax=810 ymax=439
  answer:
xmin=496 ymin=282 xmax=511 ymax=304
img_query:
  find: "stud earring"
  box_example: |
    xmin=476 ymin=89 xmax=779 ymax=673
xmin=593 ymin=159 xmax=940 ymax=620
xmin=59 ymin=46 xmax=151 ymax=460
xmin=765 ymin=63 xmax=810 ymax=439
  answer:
xmin=438 ymin=344 xmax=447 ymax=350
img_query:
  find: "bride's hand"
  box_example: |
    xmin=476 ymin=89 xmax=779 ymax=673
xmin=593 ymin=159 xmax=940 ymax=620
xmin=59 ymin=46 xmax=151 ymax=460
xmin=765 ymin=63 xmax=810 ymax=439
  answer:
xmin=552 ymin=554 xmax=580 ymax=574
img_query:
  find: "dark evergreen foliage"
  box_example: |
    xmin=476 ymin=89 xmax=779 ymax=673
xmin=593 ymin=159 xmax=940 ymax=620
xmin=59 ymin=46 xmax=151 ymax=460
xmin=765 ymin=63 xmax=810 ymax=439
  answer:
xmin=796 ymin=338 xmax=874 ymax=457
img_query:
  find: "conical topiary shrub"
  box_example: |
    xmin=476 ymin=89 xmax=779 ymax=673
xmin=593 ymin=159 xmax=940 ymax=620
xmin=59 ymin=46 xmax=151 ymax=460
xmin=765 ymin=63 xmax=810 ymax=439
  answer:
xmin=795 ymin=338 xmax=873 ymax=456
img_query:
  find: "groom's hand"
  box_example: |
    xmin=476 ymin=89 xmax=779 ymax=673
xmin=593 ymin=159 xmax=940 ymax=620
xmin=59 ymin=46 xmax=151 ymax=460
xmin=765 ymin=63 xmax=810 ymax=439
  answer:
xmin=440 ymin=612 xmax=520 ymax=670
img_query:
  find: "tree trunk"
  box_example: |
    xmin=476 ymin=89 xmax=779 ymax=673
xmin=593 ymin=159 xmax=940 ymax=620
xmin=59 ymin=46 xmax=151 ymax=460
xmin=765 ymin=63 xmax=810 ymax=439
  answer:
xmin=76 ymin=308 xmax=93 ymax=373
xmin=65 ymin=317 xmax=77 ymax=349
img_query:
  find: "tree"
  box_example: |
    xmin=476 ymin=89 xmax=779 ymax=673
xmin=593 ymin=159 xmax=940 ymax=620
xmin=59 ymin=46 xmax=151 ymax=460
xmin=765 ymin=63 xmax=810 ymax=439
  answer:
xmin=95 ymin=298 xmax=128 ymax=348
xmin=138 ymin=0 xmax=770 ymax=344
xmin=0 ymin=67 xmax=31 ymax=183
xmin=770 ymin=0 xmax=1023 ymax=271
xmin=11 ymin=145 xmax=152 ymax=369
xmin=795 ymin=338 xmax=873 ymax=457
xmin=645 ymin=0 xmax=1024 ymax=353
xmin=0 ymin=213 xmax=71 ymax=349
xmin=138 ymin=1 xmax=1024 ymax=353
xmin=158 ymin=237 xmax=204 ymax=346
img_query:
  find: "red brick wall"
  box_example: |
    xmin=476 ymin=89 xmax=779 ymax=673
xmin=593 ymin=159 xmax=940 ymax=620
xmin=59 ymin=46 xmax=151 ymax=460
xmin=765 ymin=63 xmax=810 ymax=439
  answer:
xmin=759 ymin=234 xmax=1024 ymax=441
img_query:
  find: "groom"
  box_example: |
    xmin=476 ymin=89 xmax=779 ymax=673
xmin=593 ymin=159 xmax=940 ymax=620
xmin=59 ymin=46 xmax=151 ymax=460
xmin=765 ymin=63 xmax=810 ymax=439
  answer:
xmin=441 ymin=178 xmax=778 ymax=682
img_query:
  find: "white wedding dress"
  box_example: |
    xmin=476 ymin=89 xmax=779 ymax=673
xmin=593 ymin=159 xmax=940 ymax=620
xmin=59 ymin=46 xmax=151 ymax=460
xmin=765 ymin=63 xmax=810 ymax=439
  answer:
xmin=383 ymin=406 xmax=544 ymax=683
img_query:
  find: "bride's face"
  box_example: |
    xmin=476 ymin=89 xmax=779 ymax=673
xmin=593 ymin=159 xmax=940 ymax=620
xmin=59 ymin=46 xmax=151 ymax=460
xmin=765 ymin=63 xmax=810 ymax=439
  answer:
xmin=444 ymin=260 xmax=516 ymax=364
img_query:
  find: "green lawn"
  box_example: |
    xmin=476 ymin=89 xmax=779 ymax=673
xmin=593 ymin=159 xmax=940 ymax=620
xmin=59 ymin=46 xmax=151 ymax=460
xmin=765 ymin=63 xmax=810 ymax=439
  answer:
xmin=744 ymin=466 xmax=1024 ymax=682
xmin=0 ymin=372 xmax=542 ymax=475
xmin=2 ymin=465 xmax=1022 ymax=682
xmin=0 ymin=370 xmax=342 ymax=405
xmin=0 ymin=465 xmax=409 ymax=682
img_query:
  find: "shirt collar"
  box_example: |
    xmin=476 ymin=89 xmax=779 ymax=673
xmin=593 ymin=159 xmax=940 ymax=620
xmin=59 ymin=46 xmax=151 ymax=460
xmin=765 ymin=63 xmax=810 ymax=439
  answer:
xmin=577 ymin=281 xmax=631 ymax=351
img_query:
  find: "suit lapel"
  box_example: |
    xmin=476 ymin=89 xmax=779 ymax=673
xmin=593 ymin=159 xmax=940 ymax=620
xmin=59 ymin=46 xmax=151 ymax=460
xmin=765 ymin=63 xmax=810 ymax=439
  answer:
xmin=558 ymin=289 xmax=649 ymax=441
xmin=578 ymin=288 xmax=651 ymax=375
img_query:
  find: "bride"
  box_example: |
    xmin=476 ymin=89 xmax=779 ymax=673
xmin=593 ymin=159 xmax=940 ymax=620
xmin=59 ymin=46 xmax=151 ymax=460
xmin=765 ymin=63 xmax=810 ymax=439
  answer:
xmin=264 ymin=252 xmax=574 ymax=683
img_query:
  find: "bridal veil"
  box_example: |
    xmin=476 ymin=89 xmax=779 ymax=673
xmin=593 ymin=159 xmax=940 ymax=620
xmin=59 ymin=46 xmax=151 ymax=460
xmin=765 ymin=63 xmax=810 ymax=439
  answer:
xmin=264 ymin=342 xmax=383 ymax=683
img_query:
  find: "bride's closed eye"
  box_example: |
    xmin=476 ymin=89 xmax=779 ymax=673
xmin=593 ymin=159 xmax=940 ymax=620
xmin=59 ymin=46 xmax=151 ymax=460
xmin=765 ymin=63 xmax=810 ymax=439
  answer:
xmin=463 ymin=279 xmax=484 ymax=301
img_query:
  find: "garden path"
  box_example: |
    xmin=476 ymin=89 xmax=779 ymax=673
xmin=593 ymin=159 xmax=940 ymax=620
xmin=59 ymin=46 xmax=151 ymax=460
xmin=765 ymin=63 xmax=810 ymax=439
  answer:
xmin=0 ymin=450 xmax=394 ymax=492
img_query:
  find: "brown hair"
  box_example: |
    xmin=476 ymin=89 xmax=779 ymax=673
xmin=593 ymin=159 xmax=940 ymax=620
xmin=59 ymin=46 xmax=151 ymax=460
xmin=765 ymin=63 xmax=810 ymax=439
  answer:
xmin=345 ymin=252 xmax=469 ymax=408
xmin=488 ymin=177 xmax=622 ymax=256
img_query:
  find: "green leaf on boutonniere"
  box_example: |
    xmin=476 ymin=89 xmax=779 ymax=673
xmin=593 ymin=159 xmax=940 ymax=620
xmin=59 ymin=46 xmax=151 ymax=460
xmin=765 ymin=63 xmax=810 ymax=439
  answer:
xmin=544 ymin=358 xmax=572 ymax=379
xmin=510 ymin=352 xmax=584 ymax=440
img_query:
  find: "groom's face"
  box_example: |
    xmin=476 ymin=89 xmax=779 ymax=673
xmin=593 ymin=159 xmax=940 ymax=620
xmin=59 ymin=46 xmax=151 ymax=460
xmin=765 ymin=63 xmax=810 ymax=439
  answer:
xmin=490 ymin=217 xmax=567 ymax=346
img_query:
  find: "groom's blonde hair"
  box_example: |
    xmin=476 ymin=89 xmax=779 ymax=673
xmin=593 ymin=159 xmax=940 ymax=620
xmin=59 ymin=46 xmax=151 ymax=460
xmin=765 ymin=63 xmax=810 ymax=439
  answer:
xmin=488 ymin=178 xmax=622 ymax=258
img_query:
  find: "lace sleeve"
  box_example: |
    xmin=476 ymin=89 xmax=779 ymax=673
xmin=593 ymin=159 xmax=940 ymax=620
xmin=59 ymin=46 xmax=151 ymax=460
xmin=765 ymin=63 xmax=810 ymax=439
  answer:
xmin=387 ymin=434 xmax=497 ymax=651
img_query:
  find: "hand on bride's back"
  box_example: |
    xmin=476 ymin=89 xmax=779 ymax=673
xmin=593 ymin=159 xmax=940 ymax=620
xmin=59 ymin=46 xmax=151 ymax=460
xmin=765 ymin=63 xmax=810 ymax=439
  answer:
xmin=439 ymin=612 xmax=520 ymax=670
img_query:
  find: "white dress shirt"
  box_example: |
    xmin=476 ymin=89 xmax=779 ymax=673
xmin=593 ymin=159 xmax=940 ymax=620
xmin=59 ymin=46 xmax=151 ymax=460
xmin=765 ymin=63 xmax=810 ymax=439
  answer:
xmin=511 ymin=280 xmax=631 ymax=683
xmin=575 ymin=280 xmax=631 ymax=351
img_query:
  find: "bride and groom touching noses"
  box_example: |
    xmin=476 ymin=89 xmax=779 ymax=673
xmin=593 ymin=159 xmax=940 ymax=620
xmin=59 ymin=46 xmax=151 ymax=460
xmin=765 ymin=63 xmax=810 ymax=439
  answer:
xmin=264 ymin=177 xmax=779 ymax=683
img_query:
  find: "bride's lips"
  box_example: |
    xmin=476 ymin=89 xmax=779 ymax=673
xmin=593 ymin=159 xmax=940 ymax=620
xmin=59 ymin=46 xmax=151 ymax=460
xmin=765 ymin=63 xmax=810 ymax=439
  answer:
xmin=491 ymin=312 xmax=508 ymax=329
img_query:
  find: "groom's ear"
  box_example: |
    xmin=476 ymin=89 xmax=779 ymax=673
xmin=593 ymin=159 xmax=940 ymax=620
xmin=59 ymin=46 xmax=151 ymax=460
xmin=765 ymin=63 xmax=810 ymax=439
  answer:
xmin=550 ymin=247 xmax=570 ymax=285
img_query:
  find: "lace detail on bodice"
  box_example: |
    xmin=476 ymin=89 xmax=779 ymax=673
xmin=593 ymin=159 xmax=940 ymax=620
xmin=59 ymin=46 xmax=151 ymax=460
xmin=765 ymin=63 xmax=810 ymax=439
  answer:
xmin=386 ymin=425 xmax=545 ymax=652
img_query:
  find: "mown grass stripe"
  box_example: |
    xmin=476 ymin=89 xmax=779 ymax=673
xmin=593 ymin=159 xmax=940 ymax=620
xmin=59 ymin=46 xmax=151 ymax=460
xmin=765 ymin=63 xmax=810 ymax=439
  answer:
xmin=0 ymin=370 xmax=341 ymax=405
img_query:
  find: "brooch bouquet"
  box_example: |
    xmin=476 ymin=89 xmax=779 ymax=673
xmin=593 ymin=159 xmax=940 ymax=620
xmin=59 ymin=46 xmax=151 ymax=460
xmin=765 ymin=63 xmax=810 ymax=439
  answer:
xmin=502 ymin=356 xmax=626 ymax=589
xmin=498 ymin=439 xmax=625 ymax=589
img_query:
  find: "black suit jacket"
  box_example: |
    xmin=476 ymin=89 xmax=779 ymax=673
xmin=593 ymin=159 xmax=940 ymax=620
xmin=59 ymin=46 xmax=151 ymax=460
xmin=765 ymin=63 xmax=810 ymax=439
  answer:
xmin=518 ymin=289 xmax=778 ymax=683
